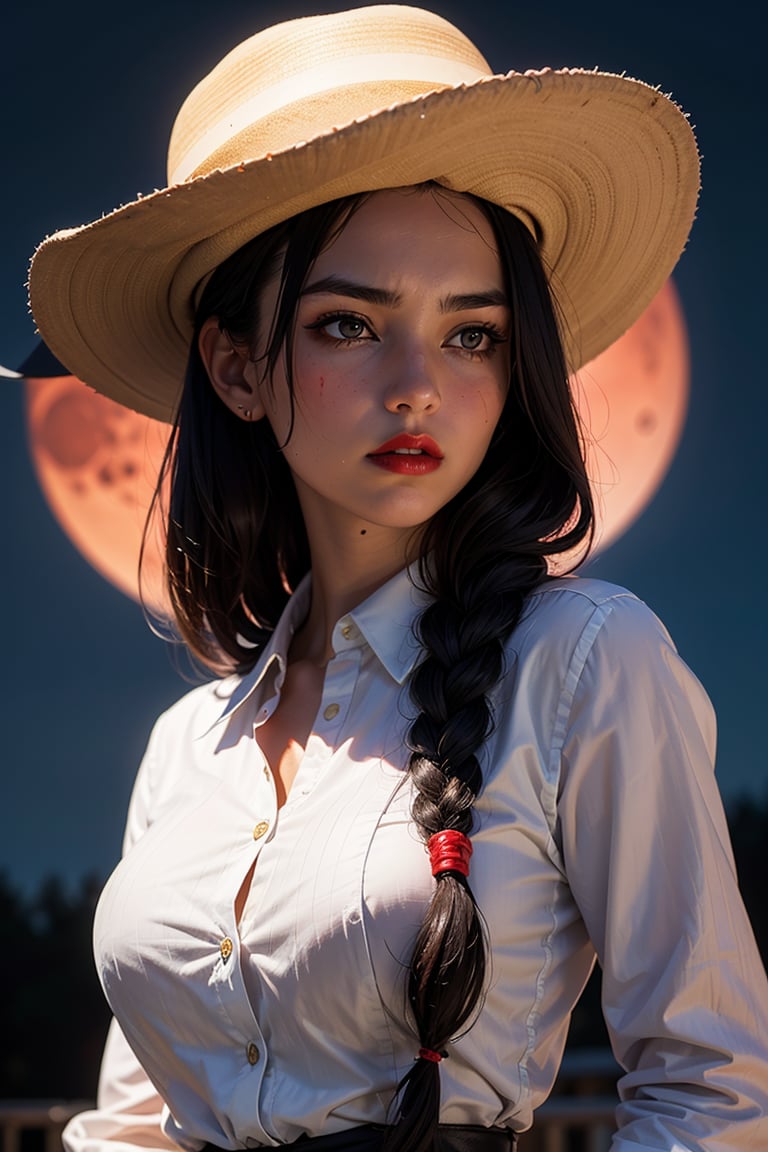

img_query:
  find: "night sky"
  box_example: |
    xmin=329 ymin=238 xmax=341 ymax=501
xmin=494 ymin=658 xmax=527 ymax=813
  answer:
xmin=2 ymin=0 xmax=765 ymax=898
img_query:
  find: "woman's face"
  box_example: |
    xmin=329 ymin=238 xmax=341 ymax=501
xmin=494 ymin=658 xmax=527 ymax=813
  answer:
xmin=248 ymin=187 xmax=510 ymax=543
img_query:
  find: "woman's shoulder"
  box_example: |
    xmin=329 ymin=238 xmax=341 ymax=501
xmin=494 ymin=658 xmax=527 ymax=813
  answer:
xmin=529 ymin=573 xmax=648 ymax=610
xmin=120 ymin=666 xmax=267 ymax=844
xmin=509 ymin=573 xmax=712 ymax=735
xmin=503 ymin=573 xmax=698 ymax=717
xmin=519 ymin=573 xmax=673 ymax=651
xmin=490 ymin=574 xmax=714 ymax=792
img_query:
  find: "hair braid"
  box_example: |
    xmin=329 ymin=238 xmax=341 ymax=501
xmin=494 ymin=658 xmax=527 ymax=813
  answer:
xmin=384 ymin=199 xmax=593 ymax=1152
xmin=382 ymin=553 xmax=536 ymax=1152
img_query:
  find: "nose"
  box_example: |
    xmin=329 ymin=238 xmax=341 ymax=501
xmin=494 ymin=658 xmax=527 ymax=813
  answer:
xmin=382 ymin=346 xmax=441 ymax=415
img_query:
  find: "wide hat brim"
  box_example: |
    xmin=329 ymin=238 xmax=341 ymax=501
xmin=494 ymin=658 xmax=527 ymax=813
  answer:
xmin=29 ymin=57 xmax=699 ymax=424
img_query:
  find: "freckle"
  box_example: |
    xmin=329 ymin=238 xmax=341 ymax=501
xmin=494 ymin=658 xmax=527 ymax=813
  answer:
xmin=360 ymin=529 xmax=367 ymax=535
xmin=319 ymin=376 xmax=325 ymax=390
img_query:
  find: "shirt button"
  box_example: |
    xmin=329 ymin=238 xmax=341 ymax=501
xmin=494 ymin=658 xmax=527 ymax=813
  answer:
xmin=323 ymin=703 xmax=340 ymax=721
xmin=252 ymin=820 xmax=270 ymax=840
xmin=219 ymin=937 xmax=233 ymax=961
xmin=341 ymin=623 xmax=356 ymax=640
xmin=246 ymin=1042 xmax=260 ymax=1065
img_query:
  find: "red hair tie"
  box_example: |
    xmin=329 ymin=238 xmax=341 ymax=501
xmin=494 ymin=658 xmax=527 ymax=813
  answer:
xmin=418 ymin=1047 xmax=444 ymax=1063
xmin=427 ymin=829 xmax=473 ymax=878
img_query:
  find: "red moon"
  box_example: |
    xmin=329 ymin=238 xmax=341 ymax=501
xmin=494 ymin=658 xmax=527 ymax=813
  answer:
xmin=23 ymin=278 xmax=688 ymax=606
xmin=572 ymin=277 xmax=689 ymax=552
xmin=24 ymin=376 xmax=171 ymax=615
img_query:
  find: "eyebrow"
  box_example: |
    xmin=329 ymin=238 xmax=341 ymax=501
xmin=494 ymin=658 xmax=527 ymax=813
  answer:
xmin=301 ymin=275 xmax=508 ymax=313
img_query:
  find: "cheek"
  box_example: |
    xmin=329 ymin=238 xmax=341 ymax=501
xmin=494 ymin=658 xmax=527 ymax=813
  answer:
xmin=456 ymin=384 xmax=506 ymax=475
xmin=300 ymin=372 xmax=331 ymax=402
xmin=292 ymin=376 xmax=340 ymax=429
xmin=488 ymin=363 xmax=509 ymax=420
xmin=293 ymin=348 xmax=328 ymax=403
xmin=471 ymin=378 xmax=507 ymax=435
xmin=292 ymin=356 xmax=364 ymax=419
xmin=263 ymin=359 xmax=337 ymax=434
xmin=276 ymin=364 xmax=361 ymax=457
xmin=491 ymin=390 xmax=507 ymax=432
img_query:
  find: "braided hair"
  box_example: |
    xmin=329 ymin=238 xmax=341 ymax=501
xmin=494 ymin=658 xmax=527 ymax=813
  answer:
xmin=381 ymin=199 xmax=592 ymax=1150
xmin=147 ymin=187 xmax=593 ymax=1150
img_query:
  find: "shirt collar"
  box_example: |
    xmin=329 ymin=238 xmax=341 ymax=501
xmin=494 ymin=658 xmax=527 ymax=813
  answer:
xmin=206 ymin=564 xmax=428 ymax=731
xmin=204 ymin=574 xmax=312 ymax=732
xmin=347 ymin=563 xmax=429 ymax=685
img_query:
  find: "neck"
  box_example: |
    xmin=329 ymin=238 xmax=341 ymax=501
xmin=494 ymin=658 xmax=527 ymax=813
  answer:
xmin=290 ymin=519 xmax=419 ymax=666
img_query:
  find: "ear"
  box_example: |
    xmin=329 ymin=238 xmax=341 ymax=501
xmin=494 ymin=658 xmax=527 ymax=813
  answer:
xmin=198 ymin=317 xmax=266 ymax=421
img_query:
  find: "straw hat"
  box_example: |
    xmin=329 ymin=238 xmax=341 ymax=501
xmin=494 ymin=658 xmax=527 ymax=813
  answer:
xmin=28 ymin=4 xmax=700 ymax=425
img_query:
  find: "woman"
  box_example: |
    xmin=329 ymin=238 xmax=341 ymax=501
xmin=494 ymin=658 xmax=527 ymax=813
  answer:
xmin=28 ymin=5 xmax=768 ymax=1151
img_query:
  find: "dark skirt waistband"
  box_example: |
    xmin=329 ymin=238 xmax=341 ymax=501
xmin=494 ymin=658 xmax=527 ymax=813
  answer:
xmin=204 ymin=1124 xmax=517 ymax=1151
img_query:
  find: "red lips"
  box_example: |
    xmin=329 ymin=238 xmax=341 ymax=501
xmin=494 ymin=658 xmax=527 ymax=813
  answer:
xmin=369 ymin=433 xmax=444 ymax=458
xmin=367 ymin=433 xmax=444 ymax=475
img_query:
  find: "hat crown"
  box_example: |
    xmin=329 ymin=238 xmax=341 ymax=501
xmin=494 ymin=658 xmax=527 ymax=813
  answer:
xmin=167 ymin=4 xmax=492 ymax=185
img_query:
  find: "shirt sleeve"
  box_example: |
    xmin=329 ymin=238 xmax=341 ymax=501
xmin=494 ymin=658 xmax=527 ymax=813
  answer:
xmin=556 ymin=593 xmax=768 ymax=1150
xmin=63 ymin=716 xmax=180 ymax=1152
xmin=63 ymin=1019 xmax=179 ymax=1152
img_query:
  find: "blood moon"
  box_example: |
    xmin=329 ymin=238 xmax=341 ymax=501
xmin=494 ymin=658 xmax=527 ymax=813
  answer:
xmin=575 ymin=276 xmax=690 ymax=550
xmin=24 ymin=375 xmax=170 ymax=615
xmin=23 ymin=278 xmax=688 ymax=606
xmin=574 ymin=277 xmax=689 ymax=552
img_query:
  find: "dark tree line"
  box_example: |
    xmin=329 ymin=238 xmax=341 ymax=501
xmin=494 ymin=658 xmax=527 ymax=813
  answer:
xmin=0 ymin=872 xmax=111 ymax=1099
xmin=2 ymin=794 xmax=766 ymax=1100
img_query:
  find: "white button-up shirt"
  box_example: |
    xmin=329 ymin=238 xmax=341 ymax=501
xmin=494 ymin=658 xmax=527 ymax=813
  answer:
xmin=64 ymin=570 xmax=768 ymax=1152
